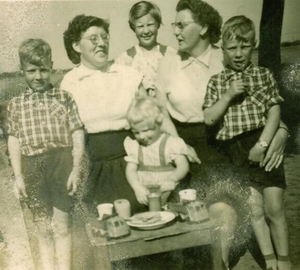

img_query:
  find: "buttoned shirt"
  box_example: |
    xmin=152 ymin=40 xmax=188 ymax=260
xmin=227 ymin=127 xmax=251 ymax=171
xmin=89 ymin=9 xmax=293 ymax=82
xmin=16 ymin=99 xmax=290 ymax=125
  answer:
xmin=7 ymin=85 xmax=83 ymax=156
xmin=203 ymin=63 xmax=284 ymax=140
xmin=60 ymin=63 xmax=143 ymax=133
xmin=155 ymin=45 xmax=224 ymax=123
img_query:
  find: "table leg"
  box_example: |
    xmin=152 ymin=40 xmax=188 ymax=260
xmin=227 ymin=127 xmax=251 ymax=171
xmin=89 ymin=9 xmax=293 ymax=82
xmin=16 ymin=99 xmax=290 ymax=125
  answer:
xmin=93 ymin=245 xmax=112 ymax=270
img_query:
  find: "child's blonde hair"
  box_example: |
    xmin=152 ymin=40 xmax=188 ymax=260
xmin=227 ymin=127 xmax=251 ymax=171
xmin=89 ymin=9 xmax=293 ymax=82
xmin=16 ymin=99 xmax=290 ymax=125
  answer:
xmin=222 ymin=15 xmax=255 ymax=43
xmin=19 ymin=38 xmax=52 ymax=68
xmin=127 ymin=96 xmax=163 ymax=127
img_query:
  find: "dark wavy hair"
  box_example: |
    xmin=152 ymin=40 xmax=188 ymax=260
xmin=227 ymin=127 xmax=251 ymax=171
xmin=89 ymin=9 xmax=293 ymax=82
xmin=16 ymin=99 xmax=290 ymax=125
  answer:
xmin=176 ymin=0 xmax=222 ymax=44
xmin=63 ymin=14 xmax=109 ymax=64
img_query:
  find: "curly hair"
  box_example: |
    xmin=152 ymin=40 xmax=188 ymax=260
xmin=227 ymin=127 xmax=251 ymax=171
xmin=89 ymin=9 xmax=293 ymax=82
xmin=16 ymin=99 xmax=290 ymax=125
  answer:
xmin=63 ymin=14 xmax=109 ymax=64
xmin=128 ymin=1 xmax=162 ymax=31
xmin=176 ymin=0 xmax=222 ymax=44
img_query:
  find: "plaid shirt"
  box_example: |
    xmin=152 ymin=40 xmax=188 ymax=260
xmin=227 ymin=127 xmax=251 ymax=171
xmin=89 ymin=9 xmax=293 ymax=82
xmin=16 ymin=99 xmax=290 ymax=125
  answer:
xmin=203 ymin=63 xmax=284 ymax=140
xmin=7 ymin=85 xmax=83 ymax=156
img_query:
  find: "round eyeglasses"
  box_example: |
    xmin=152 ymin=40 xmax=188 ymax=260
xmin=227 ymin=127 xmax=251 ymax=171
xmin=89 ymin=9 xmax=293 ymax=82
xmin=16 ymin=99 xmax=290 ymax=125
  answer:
xmin=171 ymin=21 xmax=196 ymax=31
xmin=81 ymin=33 xmax=110 ymax=45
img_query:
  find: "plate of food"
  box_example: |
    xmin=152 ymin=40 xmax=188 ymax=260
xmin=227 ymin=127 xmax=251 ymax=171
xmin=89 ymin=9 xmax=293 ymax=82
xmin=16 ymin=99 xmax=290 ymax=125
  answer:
xmin=126 ymin=211 xmax=176 ymax=230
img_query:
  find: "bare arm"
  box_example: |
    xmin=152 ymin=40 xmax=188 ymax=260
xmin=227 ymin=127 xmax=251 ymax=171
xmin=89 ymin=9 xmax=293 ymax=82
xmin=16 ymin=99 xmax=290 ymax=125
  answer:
xmin=249 ymin=105 xmax=281 ymax=166
xmin=161 ymin=155 xmax=190 ymax=192
xmin=67 ymin=129 xmax=85 ymax=196
xmin=8 ymin=135 xmax=27 ymax=197
xmin=204 ymin=79 xmax=245 ymax=126
xmin=125 ymin=162 xmax=149 ymax=205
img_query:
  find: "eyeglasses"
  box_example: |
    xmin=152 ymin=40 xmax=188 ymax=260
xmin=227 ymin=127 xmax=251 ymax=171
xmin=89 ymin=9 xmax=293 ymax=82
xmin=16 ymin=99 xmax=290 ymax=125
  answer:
xmin=81 ymin=33 xmax=110 ymax=45
xmin=171 ymin=21 xmax=196 ymax=31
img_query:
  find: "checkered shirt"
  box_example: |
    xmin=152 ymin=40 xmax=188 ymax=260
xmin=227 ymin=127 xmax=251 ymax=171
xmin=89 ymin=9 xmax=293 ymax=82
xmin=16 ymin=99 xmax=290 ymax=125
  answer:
xmin=203 ymin=63 xmax=284 ymax=140
xmin=7 ymin=85 xmax=83 ymax=156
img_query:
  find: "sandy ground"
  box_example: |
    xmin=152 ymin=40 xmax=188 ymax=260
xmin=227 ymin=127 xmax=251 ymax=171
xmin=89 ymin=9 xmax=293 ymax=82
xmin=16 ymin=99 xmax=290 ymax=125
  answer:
xmin=0 ymin=137 xmax=299 ymax=270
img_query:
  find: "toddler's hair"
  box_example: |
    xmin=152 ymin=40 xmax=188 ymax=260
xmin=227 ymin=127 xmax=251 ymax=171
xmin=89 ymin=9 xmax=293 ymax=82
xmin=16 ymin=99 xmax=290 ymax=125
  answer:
xmin=19 ymin=38 xmax=52 ymax=67
xmin=127 ymin=96 xmax=163 ymax=127
xmin=222 ymin=15 xmax=255 ymax=43
xmin=128 ymin=1 xmax=162 ymax=31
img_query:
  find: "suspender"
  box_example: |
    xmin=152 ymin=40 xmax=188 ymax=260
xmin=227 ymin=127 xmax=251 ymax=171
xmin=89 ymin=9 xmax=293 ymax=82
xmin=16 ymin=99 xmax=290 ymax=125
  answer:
xmin=138 ymin=134 xmax=175 ymax=172
xmin=126 ymin=44 xmax=167 ymax=58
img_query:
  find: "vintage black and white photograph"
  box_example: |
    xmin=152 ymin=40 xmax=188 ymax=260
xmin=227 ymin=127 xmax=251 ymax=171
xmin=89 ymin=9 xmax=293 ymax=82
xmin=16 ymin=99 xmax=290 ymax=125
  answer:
xmin=0 ymin=0 xmax=299 ymax=269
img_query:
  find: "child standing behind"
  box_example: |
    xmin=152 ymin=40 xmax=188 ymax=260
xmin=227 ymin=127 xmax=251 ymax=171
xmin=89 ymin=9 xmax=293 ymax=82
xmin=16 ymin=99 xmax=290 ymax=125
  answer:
xmin=124 ymin=96 xmax=189 ymax=206
xmin=203 ymin=16 xmax=291 ymax=270
xmin=115 ymin=1 xmax=176 ymax=96
xmin=7 ymin=39 xmax=84 ymax=270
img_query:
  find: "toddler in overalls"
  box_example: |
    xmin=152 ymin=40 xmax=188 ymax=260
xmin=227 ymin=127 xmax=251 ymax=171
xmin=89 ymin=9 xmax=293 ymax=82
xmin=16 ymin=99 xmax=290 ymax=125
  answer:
xmin=124 ymin=96 xmax=189 ymax=206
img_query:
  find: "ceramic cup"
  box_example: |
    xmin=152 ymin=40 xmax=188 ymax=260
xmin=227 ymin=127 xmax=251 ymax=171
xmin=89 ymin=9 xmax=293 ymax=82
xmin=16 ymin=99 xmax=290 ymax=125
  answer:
xmin=114 ymin=199 xmax=131 ymax=219
xmin=97 ymin=203 xmax=114 ymax=220
xmin=179 ymin=189 xmax=197 ymax=203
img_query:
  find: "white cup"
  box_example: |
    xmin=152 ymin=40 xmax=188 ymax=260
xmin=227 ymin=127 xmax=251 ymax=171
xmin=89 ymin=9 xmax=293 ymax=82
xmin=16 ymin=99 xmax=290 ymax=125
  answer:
xmin=114 ymin=199 xmax=131 ymax=219
xmin=97 ymin=203 xmax=114 ymax=220
xmin=179 ymin=189 xmax=197 ymax=203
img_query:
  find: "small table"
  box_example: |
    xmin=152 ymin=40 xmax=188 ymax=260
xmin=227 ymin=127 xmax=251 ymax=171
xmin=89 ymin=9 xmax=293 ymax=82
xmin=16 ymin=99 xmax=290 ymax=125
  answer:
xmin=85 ymin=217 xmax=222 ymax=270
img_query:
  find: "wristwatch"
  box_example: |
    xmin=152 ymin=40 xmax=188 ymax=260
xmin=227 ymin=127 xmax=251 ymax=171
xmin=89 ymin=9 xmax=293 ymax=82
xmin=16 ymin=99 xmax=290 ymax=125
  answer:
xmin=257 ymin=139 xmax=269 ymax=148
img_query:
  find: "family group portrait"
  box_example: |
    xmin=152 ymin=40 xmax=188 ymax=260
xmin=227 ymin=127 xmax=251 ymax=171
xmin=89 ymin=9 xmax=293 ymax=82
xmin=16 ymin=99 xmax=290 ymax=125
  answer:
xmin=0 ymin=0 xmax=299 ymax=269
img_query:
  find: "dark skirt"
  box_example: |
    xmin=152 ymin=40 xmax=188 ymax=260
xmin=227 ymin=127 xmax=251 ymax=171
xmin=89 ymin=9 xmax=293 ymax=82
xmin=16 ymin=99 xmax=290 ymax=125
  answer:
xmin=82 ymin=130 xmax=147 ymax=214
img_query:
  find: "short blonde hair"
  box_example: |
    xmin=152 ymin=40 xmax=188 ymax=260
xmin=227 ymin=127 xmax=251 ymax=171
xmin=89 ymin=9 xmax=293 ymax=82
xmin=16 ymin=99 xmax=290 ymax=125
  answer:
xmin=19 ymin=38 xmax=52 ymax=68
xmin=127 ymin=96 xmax=163 ymax=127
xmin=222 ymin=15 xmax=255 ymax=43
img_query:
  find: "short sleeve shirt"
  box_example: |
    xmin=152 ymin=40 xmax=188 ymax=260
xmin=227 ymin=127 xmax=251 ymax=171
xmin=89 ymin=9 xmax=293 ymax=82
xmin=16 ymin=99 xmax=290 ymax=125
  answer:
xmin=203 ymin=63 xmax=284 ymax=140
xmin=60 ymin=62 xmax=143 ymax=133
xmin=155 ymin=45 xmax=224 ymax=123
xmin=7 ymin=86 xmax=83 ymax=156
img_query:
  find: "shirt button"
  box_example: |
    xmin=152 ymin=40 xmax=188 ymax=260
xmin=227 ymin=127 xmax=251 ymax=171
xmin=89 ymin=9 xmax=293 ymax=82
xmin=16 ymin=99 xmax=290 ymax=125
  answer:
xmin=242 ymin=107 xmax=245 ymax=111
xmin=42 ymin=121 xmax=46 ymax=125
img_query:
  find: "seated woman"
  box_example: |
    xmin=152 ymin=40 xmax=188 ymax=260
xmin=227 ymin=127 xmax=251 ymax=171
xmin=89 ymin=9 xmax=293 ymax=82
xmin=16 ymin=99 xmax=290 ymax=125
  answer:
xmin=115 ymin=1 xmax=176 ymax=96
xmin=61 ymin=14 xmax=147 ymax=214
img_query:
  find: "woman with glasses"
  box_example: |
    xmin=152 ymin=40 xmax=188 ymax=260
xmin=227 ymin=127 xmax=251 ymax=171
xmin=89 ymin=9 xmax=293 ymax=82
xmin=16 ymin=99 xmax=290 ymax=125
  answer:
xmin=61 ymin=14 xmax=147 ymax=214
xmin=115 ymin=1 xmax=176 ymax=97
xmin=155 ymin=0 xmax=290 ymax=268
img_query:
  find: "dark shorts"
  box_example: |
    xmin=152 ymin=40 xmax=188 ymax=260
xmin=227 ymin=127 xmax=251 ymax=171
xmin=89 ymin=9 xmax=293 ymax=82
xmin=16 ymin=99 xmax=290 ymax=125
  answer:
xmin=22 ymin=147 xmax=73 ymax=220
xmin=220 ymin=128 xmax=286 ymax=191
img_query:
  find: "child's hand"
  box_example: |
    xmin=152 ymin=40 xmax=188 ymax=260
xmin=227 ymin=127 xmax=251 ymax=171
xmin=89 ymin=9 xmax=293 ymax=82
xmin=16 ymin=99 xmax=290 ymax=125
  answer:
xmin=67 ymin=169 xmax=80 ymax=196
xmin=160 ymin=180 xmax=176 ymax=192
xmin=226 ymin=79 xmax=245 ymax=100
xmin=249 ymin=144 xmax=266 ymax=167
xmin=14 ymin=175 xmax=27 ymax=198
xmin=134 ymin=185 xmax=150 ymax=205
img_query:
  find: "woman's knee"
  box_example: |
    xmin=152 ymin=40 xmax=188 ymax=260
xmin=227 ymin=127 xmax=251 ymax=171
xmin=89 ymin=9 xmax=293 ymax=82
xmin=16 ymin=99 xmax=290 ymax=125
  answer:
xmin=51 ymin=208 xmax=71 ymax=238
xmin=209 ymin=202 xmax=237 ymax=223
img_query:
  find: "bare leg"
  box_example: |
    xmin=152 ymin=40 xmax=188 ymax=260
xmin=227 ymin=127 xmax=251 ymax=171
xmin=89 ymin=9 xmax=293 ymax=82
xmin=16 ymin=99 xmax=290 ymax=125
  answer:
xmin=209 ymin=202 xmax=237 ymax=269
xmin=35 ymin=218 xmax=55 ymax=270
xmin=51 ymin=207 xmax=72 ymax=270
xmin=248 ymin=187 xmax=276 ymax=270
xmin=264 ymin=187 xmax=291 ymax=270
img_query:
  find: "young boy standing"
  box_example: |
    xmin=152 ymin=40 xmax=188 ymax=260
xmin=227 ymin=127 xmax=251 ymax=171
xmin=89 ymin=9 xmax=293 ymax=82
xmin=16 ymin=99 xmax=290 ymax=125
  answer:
xmin=203 ymin=16 xmax=291 ymax=270
xmin=7 ymin=39 xmax=84 ymax=270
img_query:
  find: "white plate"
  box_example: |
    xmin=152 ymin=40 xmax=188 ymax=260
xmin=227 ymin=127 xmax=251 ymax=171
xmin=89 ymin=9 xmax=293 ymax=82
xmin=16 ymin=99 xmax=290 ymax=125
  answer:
xmin=127 ymin=211 xmax=176 ymax=230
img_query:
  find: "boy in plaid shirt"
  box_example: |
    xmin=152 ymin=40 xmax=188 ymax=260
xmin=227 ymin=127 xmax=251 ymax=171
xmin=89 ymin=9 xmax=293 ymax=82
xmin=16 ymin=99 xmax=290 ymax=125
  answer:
xmin=203 ymin=16 xmax=291 ymax=270
xmin=7 ymin=39 xmax=84 ymax=270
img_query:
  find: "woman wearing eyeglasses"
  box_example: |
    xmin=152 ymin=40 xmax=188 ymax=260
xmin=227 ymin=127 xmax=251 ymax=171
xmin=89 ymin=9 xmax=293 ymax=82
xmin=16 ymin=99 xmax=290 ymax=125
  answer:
xmin=155 ymin=0 xmax=290 ymax=268
xmin=61 ymin=15 xmax=147 ymax=214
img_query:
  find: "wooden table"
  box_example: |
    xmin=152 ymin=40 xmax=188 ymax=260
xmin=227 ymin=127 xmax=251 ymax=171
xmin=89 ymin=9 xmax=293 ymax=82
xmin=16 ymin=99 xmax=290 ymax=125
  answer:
xmin=85 ymin=217 xmax=223 ymax=270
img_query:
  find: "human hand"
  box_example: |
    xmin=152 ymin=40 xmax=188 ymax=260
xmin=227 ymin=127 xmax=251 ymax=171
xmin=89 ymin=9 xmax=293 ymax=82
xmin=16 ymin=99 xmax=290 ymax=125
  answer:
xmin=160 ymin=181 xmax=176 ymax=192
xmin=134 ymin=185 xmax=150 ymax=205
xmin=248 ymin=144 xmax=266 ymax=167
xmin=226 ymin=79 xmax=245 ymax=100
xmin=186 ymin=145 xmax=201 ymax=164
xmin=263 ymin=128 xmax=288 ymax=171
xmin=14 ymin=175 xmax=28 ymax=198
xmin=67 ymin=169 xmax=80 ymax=196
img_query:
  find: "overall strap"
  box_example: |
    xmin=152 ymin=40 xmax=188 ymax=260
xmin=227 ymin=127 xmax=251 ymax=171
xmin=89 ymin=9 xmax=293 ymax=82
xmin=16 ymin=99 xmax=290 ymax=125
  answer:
xmin=159 ymin=44 xmax=167 ymax=56
xmin=126 ymin=46 xmax=137 ymax=58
